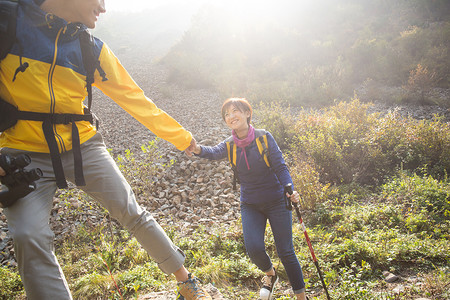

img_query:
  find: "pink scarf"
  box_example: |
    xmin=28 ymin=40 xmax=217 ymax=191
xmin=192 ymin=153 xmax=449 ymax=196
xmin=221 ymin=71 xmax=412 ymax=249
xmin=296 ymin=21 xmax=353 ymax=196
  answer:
xmin=232 ymin=125 xmax=255 ymax=170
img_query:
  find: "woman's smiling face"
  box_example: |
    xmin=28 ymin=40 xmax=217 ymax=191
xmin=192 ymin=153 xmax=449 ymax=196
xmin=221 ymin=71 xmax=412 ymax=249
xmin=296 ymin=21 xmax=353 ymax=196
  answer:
xmin=224 ymin=105 xmax=250 ymax=131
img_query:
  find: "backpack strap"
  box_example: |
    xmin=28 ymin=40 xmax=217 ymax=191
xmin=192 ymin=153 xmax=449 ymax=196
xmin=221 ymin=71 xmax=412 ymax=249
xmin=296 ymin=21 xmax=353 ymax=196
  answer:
xmin=79 ymin=30 xmax=107 ymax=114
xmin=17 ymin=110 xmax=94 ymax=188
xmin=0 ymin=0 xmax=29 ymax=81
xmin=0 ymin=100 xmax=94 ymax=188
xmin=226 ymin=137 xmax=239 ymax=190
xmin=0 ymin=0 xmax=19 ymax=61
xmin=225 ymin=137 xmax=237 ymax=167
xmin=255 ymin=129 xmax=271 ymax=168
xmin=0 ymin=97 xmax=19 ymax=131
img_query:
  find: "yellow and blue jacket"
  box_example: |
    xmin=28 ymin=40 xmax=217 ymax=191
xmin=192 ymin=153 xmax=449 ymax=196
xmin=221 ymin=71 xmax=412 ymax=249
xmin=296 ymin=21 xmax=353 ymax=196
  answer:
xmin=0 ymin=0 xmax=192 ymax=154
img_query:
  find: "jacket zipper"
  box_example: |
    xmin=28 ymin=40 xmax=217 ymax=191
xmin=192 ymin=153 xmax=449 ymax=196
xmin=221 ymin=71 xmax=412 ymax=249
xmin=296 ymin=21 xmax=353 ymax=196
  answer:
xmin=48 ymin=27 xmax=67 ymax=153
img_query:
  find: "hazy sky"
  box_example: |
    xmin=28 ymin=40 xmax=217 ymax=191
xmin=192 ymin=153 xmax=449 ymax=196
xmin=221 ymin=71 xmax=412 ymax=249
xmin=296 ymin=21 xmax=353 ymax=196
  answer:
xmin=104 ymin=0 xmax=292 ymax=13
xmin=105 ymin=0 xmax=209 ymax=12
xmin=105 ymin=0 xmax=165 ymax=12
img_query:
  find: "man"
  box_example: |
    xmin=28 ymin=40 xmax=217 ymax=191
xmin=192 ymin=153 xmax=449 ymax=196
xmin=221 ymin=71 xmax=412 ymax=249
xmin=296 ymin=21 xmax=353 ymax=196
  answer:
xmin=0 ymin=0 xmax=211 ymax=299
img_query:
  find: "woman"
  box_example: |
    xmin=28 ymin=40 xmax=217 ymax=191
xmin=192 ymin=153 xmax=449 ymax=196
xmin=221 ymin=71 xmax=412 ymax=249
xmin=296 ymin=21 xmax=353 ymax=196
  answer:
xmin=192 ymin=98 xmax=307 ymax=300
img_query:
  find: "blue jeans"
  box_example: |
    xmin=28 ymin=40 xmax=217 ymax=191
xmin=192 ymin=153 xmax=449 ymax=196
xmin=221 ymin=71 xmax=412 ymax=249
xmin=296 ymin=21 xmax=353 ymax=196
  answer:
xmin=240 ymin=198 xmax=306 ymax=294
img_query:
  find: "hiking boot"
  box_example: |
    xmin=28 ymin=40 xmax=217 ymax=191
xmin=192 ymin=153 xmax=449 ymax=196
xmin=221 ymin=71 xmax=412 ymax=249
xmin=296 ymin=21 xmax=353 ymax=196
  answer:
xmin=259 ymin=270 xmax=278 ymax=300
xmin=176 ymin=273 xmax=212 ymax=300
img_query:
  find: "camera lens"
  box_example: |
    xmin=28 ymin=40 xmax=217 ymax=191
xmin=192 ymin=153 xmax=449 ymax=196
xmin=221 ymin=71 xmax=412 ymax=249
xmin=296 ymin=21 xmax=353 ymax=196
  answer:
xmin=27 ymin=168 xmax=43 ymax=182
xmin=14 ymin=154 xmax=31 ymax=168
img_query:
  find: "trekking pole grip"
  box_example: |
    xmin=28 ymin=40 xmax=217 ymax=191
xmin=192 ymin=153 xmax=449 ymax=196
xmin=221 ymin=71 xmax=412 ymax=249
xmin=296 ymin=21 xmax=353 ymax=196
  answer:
xmin=284 ymin=183 xmax=293 ymax=210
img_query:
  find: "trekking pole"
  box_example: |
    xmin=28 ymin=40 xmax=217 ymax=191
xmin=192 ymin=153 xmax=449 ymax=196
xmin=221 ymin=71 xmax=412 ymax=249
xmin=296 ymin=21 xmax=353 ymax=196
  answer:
xmin=285 ymin=183 xmax=331 ymax=300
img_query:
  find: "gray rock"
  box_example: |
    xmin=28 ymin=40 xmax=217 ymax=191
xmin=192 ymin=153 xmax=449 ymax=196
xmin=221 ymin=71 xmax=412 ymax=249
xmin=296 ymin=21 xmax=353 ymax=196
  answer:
xmin=383 ymin=271 xmax=399 ymax=283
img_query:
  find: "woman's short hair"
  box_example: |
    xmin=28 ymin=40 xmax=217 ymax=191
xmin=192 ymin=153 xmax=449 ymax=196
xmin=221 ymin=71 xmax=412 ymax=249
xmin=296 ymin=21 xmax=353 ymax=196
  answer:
xmin=221 ymin=98 xmax=253 ymax=125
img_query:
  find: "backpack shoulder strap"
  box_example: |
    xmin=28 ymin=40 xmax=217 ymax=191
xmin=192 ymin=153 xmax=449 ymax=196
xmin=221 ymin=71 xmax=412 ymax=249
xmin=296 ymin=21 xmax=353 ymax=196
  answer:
xmin=79 ymin=30 xmax=107 ymax=112
xmin=225 ymin=135 xmax=237 ymax=167
xmin=254 ymin=129 xmax=271 ymax=168
xmin=225 ymin=135 xmax=239 ymax=190
xmin=0 ymin=0 xmax=19 ymax=61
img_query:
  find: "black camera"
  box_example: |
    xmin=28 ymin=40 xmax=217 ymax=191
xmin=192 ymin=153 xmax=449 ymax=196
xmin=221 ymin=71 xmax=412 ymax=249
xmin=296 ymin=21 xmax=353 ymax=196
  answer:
xmin=0 ymin=154 xmax=42 ymax=208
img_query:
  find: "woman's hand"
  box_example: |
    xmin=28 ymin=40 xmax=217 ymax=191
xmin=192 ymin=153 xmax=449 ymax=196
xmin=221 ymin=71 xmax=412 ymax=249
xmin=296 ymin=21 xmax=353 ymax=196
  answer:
xmin=192 ymin=144 xmax=201 ymax=155
xmin=286 ymin=190 xmax=300 ymax=203
xmin=185 ymin=138 xmax=202 ymax=157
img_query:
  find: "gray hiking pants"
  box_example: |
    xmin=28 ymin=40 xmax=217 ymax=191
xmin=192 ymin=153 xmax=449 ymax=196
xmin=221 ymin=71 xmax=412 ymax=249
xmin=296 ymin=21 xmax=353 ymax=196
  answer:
xmin=2 ymin=133 xmax=185 ymax=300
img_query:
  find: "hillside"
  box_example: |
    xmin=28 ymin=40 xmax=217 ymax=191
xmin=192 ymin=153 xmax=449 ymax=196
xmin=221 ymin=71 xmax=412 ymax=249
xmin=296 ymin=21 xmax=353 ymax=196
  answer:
xmin=159 ymin=0 xmax=450 ymax=107
xmin=0 ymin=1 xmax=449 ymax=299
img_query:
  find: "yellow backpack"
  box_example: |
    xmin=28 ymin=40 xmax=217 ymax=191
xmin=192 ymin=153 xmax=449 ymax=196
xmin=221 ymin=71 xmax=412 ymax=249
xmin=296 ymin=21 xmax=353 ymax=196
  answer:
xmin=225 ymin=129 xmax=271 ymax=190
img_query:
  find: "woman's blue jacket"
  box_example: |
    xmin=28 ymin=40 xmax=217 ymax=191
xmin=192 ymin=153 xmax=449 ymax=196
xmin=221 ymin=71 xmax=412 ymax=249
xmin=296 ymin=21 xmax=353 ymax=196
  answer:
xmin=198 ymin=131 xmax=294 ymax=204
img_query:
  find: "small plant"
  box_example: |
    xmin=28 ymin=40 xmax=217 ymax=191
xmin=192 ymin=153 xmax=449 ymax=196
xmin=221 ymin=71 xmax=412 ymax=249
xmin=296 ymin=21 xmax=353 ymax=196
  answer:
xmin=0 ymin=266 xmax=23 ymax=298
xmin=332 ymin=262 xmax=378 ymax=299
xmin=115 ymin=139 xmax=175 ymax=197
xmin=421 ymin=267 xmax=450 ymax=299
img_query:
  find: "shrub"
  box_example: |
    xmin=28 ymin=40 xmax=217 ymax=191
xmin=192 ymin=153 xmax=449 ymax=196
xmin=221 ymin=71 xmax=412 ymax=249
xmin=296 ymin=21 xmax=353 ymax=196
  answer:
xmin=288 ymin=152 xmax=338 ymax=210
xmin=402 ymin=64 xmax=437 ymax=104
xmin=252 ymin=101 xmax=297 ymax=150
xmin=0 ymin=267 xmax=23 ymax=299
xmin=291 ymin=98 xmax=384 ymax=185
xmin=381 ymin=172 xmax=450 ymax=225
xmin=401 ymin=117 xmax=450 ymax=180
xmin=266 ymin=98 xmax=450 ymax=189
xmin=405 ymin=212 xmax=433 ymax=234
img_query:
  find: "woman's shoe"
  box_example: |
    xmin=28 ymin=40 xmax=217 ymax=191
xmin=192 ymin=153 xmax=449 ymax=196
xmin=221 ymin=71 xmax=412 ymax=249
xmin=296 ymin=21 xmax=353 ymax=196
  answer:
xmin=259 ymin=270 xmax=278 ymax=300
